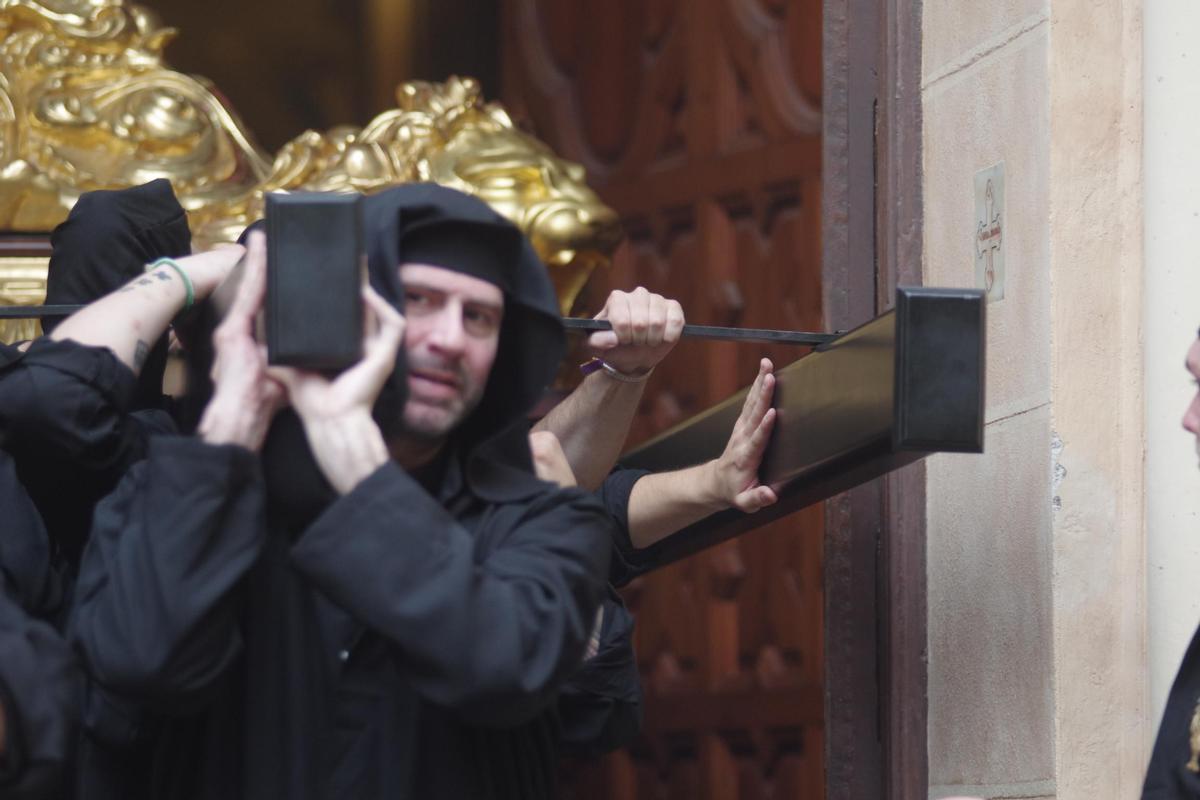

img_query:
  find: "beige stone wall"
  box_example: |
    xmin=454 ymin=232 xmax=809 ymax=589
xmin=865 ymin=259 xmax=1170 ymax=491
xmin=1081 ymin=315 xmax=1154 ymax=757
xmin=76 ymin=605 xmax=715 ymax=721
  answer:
xmin=922 ymin=1 xmax=1145 ymax=798
xmin=1143 ymin=0 xmax=1200 ymax=755
xmin=1047 ymin=3 xmax=1145 ymax=797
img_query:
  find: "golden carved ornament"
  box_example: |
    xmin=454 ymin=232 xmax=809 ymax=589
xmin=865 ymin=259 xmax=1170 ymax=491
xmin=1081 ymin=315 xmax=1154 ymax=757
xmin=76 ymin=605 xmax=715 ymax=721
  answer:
xmin=0 ymin=0 xmax=621 ymax=343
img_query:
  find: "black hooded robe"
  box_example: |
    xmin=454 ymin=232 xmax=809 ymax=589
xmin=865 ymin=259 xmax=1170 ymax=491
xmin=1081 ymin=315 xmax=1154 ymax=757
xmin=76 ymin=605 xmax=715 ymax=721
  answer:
xmin=71 ymin=185 xmax=641 ymax=799
xmin=0 ymin=178 xmax=189 ymax=570
xmin=1143 ymin=626 xmax=1200 ymax=798
xmin=0 ymin=450 xmax=79 ymax=800
xmin=0 ymin=181 xmax=196 ymax=800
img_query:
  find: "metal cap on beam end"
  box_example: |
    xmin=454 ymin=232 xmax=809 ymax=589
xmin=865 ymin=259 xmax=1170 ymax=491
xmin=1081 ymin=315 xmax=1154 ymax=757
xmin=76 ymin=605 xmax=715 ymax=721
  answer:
xmin=893 ymin=286 xmax=986 ymax=454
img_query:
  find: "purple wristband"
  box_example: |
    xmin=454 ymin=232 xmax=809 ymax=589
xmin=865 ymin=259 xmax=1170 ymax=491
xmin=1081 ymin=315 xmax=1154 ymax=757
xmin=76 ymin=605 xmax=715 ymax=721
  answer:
xmin=579 ymin=357 xmax=605 ymax=376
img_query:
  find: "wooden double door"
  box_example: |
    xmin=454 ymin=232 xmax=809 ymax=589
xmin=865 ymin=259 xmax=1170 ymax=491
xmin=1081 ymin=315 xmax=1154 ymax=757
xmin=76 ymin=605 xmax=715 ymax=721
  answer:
xmin=498 ymin=1 xmax=924 ymax=798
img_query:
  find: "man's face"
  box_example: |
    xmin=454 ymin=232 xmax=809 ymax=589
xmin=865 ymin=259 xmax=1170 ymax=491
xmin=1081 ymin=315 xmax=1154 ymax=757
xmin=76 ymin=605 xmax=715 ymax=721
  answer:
xmin=397 ymin=263 xmax=504 ymax=442
xmin=1182 ymin=338 xmax=1200 ymax=465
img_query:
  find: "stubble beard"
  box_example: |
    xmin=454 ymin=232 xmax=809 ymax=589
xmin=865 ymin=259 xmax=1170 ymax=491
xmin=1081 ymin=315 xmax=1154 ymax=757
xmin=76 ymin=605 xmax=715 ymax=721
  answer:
xmin=391 ymin=376 xmax=486 ymax=454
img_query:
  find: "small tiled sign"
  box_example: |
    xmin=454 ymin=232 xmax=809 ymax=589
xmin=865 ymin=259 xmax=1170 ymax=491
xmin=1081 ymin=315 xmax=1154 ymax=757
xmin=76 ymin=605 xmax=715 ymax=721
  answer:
xmin=975 ymin=162 xmax=1005 ymax=302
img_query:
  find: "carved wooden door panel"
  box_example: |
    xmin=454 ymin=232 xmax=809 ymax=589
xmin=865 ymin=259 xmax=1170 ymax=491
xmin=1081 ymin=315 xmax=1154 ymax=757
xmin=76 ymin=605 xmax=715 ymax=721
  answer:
xmin=500 ymin=2 xmax=826 ymax=797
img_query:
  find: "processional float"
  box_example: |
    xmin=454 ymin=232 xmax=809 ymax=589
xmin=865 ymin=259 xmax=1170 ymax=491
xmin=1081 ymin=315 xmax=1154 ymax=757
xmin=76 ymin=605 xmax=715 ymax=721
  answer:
xmin=0 ymin=0 xmax=985 ymax=571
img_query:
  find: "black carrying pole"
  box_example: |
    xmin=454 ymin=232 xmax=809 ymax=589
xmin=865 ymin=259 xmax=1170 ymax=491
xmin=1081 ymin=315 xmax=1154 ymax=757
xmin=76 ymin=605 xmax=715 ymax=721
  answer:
xmin=0 ymin=304 xmax=83 ymax=318
xmin=562 ymin=317 xmax=839 ymax=346
xmin=1 ymin=304 xmax=842 ymax=346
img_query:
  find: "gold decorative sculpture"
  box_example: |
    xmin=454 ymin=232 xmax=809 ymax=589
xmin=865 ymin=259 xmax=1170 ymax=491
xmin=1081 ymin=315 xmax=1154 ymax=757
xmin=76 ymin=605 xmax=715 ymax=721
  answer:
xmin=0 ymin=0 xmax=621 ymax=342
xmin=0 ymin=0 xmax=270 ymax=230
xmin=190 ymin=77 xmax=622 ymax=311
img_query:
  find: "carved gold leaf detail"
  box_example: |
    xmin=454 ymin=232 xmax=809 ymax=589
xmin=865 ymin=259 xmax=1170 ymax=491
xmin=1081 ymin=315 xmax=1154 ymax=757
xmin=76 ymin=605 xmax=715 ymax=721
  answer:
xmin=0 ymin=0 xmax=621 ymax=330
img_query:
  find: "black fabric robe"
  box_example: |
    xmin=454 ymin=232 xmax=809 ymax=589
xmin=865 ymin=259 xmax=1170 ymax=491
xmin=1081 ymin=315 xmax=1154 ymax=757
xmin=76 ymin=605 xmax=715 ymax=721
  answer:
xmin=0 ymin=177 xmax=188 ymax=571
xmin=0 ymin=451 xmax=79 ymax=799
xmin=42 ymin=178 xmax=191 ymax=412
xmin=1143 ymin=624 xmax=1200 ymax=798
xmin=0 ymin=337 xmax=177 ymax=800
xmin=71 ymin=420 xmax=633 ymax=799
xmin=0 ymin=337 xmax=174 ymax=570
xmin=71 ymin=185 xmax=641 ymax=799
xmin=595 ymin=468 xmax=653 ymax=589
xmin=0 ymin=181 xmax=201 ymax=799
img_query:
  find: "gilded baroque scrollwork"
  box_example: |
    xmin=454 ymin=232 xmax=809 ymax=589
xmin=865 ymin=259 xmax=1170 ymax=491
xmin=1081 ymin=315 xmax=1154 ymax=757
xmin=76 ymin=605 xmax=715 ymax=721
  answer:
xmin=0 ymin=0 xmax=269 ymax=229
xmin=0 ymin=0 xmax=621 ymax=342
xmin=190 ymin=76 xmax=622 ymax=311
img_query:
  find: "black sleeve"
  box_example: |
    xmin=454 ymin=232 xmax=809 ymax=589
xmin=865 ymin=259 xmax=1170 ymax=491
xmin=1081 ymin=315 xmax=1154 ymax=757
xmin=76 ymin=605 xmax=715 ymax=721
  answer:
xmin=0 ymin=337 xmax=143 ymax=467
xmin=557 ymin=585 xmax=643 ymax=755
xmin=0 ymin=338 xmax=174 ymax=562
xmin=69 ymin=436 xmax=265 ymax=710
xmin=1143 ymin=623 xmax=1200 ymax=798
xmin=0 ymin=587 xmax=79 ymax=800
xmin=289 ymin=462 xmax=613 ymax=728
xmin=597 ymin=468 xmax=651 ymax=588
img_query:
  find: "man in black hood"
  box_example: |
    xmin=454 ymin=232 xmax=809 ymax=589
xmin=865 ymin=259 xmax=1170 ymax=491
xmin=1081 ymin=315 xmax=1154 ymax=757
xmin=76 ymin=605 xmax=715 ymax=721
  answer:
xmin=0 ymin=178 xmax=194 ymax=569
xmin=0 ymin=181 xmax=242 ymax=800
xmin=1144 ymin=330 xmax=1200 ymax=798
xmin=71 ymin=184 xmax=631 ymax=799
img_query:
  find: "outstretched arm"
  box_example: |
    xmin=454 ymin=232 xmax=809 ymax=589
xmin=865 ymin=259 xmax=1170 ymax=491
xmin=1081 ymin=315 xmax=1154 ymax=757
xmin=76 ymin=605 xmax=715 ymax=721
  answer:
xmin=626 ymin=358 xmax=778 ymax=548
xmin=49 ymin=246 xmax=242 ymax=375
xmin=535 ymin=287 xmax=684 ymax=490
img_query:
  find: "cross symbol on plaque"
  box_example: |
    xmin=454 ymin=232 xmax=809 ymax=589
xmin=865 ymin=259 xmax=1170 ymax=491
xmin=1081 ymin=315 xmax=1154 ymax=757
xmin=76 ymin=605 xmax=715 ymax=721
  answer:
xmin=976 ymin=178 xmax=1002 ymax=294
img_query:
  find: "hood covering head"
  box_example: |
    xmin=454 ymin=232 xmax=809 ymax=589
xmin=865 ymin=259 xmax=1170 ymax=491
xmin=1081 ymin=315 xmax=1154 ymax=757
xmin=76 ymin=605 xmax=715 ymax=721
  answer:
xmin=43 ymin=179 xmax=191 ymax=409
xmin=258 ymin=184 xmax=565 ymax=527
xmin=361 ymin=183 xmax=565 ymax=451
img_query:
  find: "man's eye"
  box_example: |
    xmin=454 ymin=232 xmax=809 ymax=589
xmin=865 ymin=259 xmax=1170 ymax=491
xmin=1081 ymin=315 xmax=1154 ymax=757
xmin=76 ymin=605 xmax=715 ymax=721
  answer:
xmin=405 ymin=291 xmax=435 ymax=312
xmin=464 ymin=308 xmax=500 ymax=335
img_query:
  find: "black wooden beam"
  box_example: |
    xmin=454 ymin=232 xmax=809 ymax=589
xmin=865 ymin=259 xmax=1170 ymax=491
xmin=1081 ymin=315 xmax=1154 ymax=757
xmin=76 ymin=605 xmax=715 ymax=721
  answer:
xmin=619 ymin=286 xmax=985 ymax=571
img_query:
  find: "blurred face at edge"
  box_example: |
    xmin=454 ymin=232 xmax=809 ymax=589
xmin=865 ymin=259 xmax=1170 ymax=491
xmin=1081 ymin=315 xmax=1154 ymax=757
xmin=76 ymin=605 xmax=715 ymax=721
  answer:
xmin=1181 ymin=336 xmax=1200 ymax=468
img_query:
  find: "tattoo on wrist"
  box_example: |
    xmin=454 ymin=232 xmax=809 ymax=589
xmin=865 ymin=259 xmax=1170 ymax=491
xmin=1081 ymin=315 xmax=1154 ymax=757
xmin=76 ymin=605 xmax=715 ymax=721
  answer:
xmin=118 ymin=276 xmax=158 ymax=294
xmin=133 ymin=340 xmax=150 ymax=371
xmin=152 ymin=269 xmax=173 ymax=283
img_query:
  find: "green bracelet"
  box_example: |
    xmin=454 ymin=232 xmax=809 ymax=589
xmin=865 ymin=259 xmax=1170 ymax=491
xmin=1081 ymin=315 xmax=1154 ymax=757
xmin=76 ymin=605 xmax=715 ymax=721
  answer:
xmin=146 ymin=257 xmax=195 ymax=312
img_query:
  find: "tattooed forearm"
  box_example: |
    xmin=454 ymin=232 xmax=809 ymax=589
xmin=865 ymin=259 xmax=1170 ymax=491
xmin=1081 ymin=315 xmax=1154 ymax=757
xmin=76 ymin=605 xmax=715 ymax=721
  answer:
xmin=118 ymin=274 xmax=166 ymax=294
xmin=133 ymin=339 xmax=150 ymax=372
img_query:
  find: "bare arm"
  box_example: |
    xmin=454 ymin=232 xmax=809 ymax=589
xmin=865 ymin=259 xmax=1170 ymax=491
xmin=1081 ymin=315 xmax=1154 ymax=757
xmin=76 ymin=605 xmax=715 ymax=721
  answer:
xmin=534 ymin=371 xmax=645 ymax=491
xmin=196 ymin=234 xmax=284 ymax=451
xmin=535 ymin=287 xmax=684 ymax=490
xmin=529 ymin=430 xmax=578 ymax=488
xmin=49 ymin=247 xmax=243 ymax=375
xmin=627 ymin=359 xmax=778 ymax=548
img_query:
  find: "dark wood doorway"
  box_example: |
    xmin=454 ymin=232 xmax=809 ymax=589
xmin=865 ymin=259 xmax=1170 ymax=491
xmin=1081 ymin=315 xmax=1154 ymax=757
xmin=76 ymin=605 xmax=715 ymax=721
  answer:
xmin=499 ymin=0 xmax=925 ymax=798
xmin=500 ymin=1 xmax=824 ymax=798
